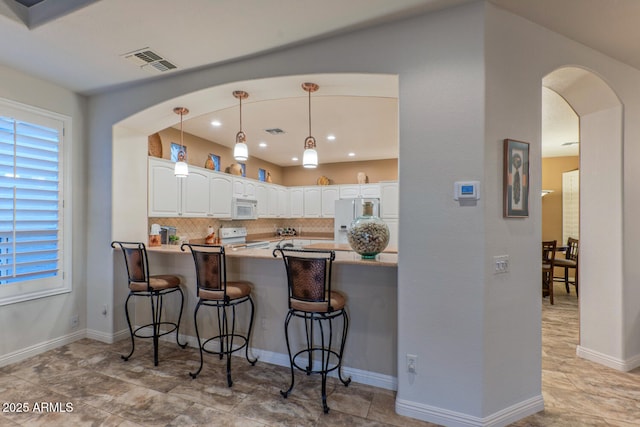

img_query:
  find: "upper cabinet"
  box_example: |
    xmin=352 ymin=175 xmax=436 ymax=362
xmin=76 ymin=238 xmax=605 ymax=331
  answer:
xmin=209 ymin=173 xmax=233 ymax=218
xmin=148 ymin=157 xmax=395 ymax=220
xmin=321 ymin=186 xmax=339 ymax=217
xmin=380 ymin=181 xmax=399 ymax=219
xmin=232 ymin=176 xmax=256 ymax=199
xmin=339 ymin=184 xmax=380 ymax=199
xmin=148 ymin=158 xmax=181 ymax=216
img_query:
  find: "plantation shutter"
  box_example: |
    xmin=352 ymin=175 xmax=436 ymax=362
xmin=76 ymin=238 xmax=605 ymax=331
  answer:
xmin=0 ymin=114 xmax=61 ymax=285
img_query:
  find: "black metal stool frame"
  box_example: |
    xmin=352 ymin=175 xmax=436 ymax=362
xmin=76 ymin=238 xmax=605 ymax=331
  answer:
xmin=111 ymin=241 xmax=187 ymax=366
xmin=182 ymin=243 xmax=257 ymax=386
xmin=274 ymin=248 xmax=351 ymax=413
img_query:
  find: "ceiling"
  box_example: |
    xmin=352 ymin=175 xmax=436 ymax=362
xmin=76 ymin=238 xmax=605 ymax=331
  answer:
xmin=1 ymin=0 xmax=637 ymax=162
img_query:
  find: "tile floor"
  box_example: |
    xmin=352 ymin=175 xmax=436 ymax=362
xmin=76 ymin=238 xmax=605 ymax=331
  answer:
xmin=0 ymin=282 xmax=638 ymax=426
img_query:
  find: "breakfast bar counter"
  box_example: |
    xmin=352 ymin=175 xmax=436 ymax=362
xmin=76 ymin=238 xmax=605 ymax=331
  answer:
xmin=121 ymin=243 xmax=399 ymax=389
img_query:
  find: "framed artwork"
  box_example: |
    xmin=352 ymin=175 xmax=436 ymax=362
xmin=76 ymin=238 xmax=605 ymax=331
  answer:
xmin=258 ymin=168 xmax=266 ymax=182
xmin=503 ymin=139 xmax=529 ymax=218
xmin=205 ymin=153 xmax=220 ymax=171
xmin=240 ymin=163 xmax=246 ymax=177
xmin=170 ymin=142 xmax=187 ymax=162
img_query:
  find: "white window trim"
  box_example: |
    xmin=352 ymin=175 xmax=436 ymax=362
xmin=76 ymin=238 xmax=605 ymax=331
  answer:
xmin=0 ymin=97 xmax=72 ymax=306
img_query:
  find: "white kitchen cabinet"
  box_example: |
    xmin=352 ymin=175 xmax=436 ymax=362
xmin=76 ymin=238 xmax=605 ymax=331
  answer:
xmin=383 ymin=218 xmax=399 ymax=247
xmin=303 ymin=187 xmax=322 ymax=217
xmin=339 ymin=183 xmax=380 ymax=199
xmin=380 ymin=181 xmax=399 ymax=219
xmin=277 ymin=186 xmax=289 ymax=217
xmin=255 ymin=182 xmax=268 ymax=217
xmin=149 ymin=158 xmax=213 ymax=218
xmin=321 ymin=186 xmax=339 ymax=217
xmin=267 ymin=185 xmax=279 ymax=218
xmin=209 ymin=172 xmax=233 ymax=217
xmin=289 ymin=187 xmax=304 ymax=218
xmin=148 ymin=158 xmax=181 ymax=216
xmin=339 ymin=185 xmax=360 ymax=199
xmin=360 ymin=183 xmax=381 ymax=198
xmin=182 ymin=168 xmax=210 ymax=217
xmin=232 ymin=176 xmax=256 ymax=199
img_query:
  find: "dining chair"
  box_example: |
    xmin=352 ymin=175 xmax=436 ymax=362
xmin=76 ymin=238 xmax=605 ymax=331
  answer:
xmin=554 ymin=237 xmax=579 ymax=297
xmin=542 ymin=240 xmax=557 ymax=305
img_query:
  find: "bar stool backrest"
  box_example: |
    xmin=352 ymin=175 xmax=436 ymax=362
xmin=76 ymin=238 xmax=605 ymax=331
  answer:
xmin=275 ymin=249 xmax=336 ymax=312
xmin=182 ymin=244 xmax=227 ymax=300
xmin=111 ymin=241 xmax=150 ymax=291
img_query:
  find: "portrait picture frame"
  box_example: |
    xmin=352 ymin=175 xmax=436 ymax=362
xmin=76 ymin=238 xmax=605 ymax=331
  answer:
xmin=503 ymin=138 xmax=530 ymax=218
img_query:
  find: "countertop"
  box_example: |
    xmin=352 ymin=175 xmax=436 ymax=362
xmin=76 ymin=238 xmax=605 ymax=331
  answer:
xmin=303 ymin=242 xmax=397 ymax=253
xmin=147 ymin=244 xmax=397 ymax=267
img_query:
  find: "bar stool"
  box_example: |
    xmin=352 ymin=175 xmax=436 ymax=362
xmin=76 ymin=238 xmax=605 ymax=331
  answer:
xmin=273 ymin=248 xmax=351 ymax=414
xmin=111 ymin=241 xmax=187 ymax=366
xmin=181 ymin=243 xmax=257 ymax=386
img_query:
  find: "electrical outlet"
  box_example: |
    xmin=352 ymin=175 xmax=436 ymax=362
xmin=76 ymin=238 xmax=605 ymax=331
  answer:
xmin=71 ymin=314 xmax=79 ymax=329
xmin=493 ymin=255 xmax=509 ymax=274
xmin=406 ymin=354 xmax=418 ymax=374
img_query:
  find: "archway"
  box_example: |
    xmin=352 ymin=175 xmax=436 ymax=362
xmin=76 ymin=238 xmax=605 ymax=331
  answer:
xmin=542 ymin=67 xmax=623 ymax=366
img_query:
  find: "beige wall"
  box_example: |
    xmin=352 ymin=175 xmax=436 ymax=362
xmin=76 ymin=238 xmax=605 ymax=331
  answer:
xmin=541 ymin=156 xmax=579 ymax=242
xmin=283 ymin=158 xmax=398 ymax=186
xmin=155 ymin=128 xmax=398 ymax=186
xmin=156 ymin=128 xmax=285 ymax=183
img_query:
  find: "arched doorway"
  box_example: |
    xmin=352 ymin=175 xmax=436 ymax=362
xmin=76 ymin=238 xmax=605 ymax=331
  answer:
xmin=542 ymin=67 xmax=623 ymax=365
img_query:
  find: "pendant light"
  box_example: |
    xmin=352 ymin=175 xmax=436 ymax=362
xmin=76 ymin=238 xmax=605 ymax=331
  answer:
xmin=302 ymin=82 xmax=319 ymax=168
xmin=173 ymin=107 xmax=189 ymax=177
xmin=233 ymin=90 xmax=249 ymax=162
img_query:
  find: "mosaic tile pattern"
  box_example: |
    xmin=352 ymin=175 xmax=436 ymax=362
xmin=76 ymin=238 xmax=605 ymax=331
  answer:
xmin=1 ymin=282 xmax=636 ymax=426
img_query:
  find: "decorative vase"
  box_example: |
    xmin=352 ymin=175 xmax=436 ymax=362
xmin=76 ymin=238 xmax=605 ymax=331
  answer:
xmin=347 ymin=201 xmax=390 ymax=259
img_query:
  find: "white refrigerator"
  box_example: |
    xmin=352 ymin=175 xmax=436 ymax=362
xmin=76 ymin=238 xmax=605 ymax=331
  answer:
xmin=334 ymin=198 xmax=380 ymax=244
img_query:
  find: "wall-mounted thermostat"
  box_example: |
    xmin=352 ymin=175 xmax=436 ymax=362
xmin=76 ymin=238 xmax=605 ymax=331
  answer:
xmin=454 ymin=181 xmax=480 ymax=201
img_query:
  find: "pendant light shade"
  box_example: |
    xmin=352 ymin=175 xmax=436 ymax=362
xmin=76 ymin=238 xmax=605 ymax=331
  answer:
xmin=173 ymin=107 xmax=189 ymax=177
xmin=302 ymin=83 xmax=319 ymax=168
xmin=233 ymin=91 xmax=249 ymax=162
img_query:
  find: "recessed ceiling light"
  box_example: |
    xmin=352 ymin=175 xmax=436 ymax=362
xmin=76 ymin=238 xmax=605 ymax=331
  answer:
xmin=327 ymin=134 xmax=336 ymax=141
xmin=348 ymin=152 xmax=355 ymax=157
xmin=211 ymin=120 xmax=221 ymax=127
xmin=292 ymin=157 xmax=299 ymax=161
xmin=259 ymin=142 xmax=267 ymax=147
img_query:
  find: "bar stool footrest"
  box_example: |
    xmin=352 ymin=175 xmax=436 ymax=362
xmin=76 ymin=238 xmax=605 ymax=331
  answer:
xmin=201 ymin=333 xmax=249 ymax=356
xmin=132 ymin=322 xmax=179 ymax=339
xmin=292 ymin=348 xmax=342 ymax=375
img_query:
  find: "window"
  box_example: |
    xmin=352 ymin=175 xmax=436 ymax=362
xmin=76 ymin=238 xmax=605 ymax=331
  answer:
xmin=0 ymin=99 xmax=71 ymax=305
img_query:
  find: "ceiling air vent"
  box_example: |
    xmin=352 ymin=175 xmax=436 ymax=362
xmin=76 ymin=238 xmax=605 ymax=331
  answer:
xmin=121 ymin=48 xmax=177 ymax=73
xmin=265 ymin=128 xmax=285 ymax=135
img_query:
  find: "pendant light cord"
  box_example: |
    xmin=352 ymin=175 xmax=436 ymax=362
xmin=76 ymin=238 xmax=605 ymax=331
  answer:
xmin=308 ymin=88 xmax=311 ymax=137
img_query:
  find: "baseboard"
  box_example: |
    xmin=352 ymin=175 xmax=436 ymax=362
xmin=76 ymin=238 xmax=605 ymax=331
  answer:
xmin=1 ymin=326 xmax=397 ymax=392
xmin=396 ymin=394 xmax=544 ymax=427
xmin=158 ymin=328 xmax=398 ymax=391
xmin=577 ymin=345 xmax=631 ymax=371
xmin=0 ymin=329 xmax=86 ymax=368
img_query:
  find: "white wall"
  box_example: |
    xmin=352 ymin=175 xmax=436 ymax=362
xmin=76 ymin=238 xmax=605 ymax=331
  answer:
xmin=0 ymin=65 xmax=88 ymax=363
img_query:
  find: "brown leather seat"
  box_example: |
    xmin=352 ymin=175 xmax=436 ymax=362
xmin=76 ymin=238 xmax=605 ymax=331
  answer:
xmin=554 ymin=237 xmax=579 ymax=297
xmin=181 ymin=243 xmax=257 ymax=386
xmin=542 ymin=240 xmax=557 ymax=305
xmin=273 ymin=248 xmax=351 ymax=414
xmin=111 ymin=241 xmax=187 ymax=366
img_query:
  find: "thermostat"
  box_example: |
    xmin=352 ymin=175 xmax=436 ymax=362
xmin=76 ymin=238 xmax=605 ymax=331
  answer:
xmin=454 ymin=181 xmax=480 ymax=201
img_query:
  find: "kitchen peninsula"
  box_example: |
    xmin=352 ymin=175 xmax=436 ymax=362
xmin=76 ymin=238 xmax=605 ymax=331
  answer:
xmin=136 ymin=244 xmax=398 ymax=389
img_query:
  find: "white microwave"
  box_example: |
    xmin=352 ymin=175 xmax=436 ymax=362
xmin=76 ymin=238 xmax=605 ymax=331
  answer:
xmin=231 ymin=197 xmax=258 ymax=220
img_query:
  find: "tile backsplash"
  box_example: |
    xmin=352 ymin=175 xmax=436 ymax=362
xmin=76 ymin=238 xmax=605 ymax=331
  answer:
xmin=147 ymin=217 xmax=334 ymax=241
